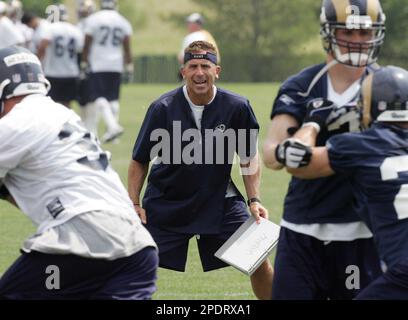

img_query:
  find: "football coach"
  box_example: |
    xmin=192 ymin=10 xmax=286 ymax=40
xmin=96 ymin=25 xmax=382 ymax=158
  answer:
xmin=128 ymin=41 xmax=273 ymax=300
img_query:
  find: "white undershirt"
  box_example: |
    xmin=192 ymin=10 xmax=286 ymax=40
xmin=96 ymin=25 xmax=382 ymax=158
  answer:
xmin=182 ymin=85 xmax=237 ymax=198
xmin=281 ymin=75 xmax=372 ymax=242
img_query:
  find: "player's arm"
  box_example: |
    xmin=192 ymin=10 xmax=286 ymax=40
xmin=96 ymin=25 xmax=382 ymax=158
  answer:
xmin=123 ymin=35 xmax=134 ymax=81
xmin=37 ymin=39 xmax=50 ymax=62
xmin=279 ymin=125 xmax=335 ymax=179
xmin=82 ymin=34 xmax=92 ymax=66
xmin=241 ymin=152 xmax=269 ymax=223
xmin=128 ymin=160 xmax=149 ymax=224
xmin=123 ymin=35 xmax=132 ymax=66
xmin=262 ymin=114 xmax=299 ymax=170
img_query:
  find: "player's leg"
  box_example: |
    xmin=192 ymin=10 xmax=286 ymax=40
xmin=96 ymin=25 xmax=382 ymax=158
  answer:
xmin=110 ymin=100 xmax=120 ymax=121
xmin=0 ymin=251 xmax=105 ymax=299
xmin=78 ymin=76 xmax=99 ymax=136
xmin=60 ymin=78 xmax=78 ymax=109
xmin=90 ymin=72 xmax=123 ymax=143
xmin=80 ymin=102 xmax=100 ymax=136
xmin=101 ymin=73 xmax=123 ymax=142
xmin=355 ymin=257 xmax=408 ymax=300
xmin=272 ymin=227 xmax=329 ymax=299
xmin=109 ymin=100 xmax=121 ymax=144
xmin=328 ymin=238 xmax=382 ymax=299
xmin=91 ymin=246 xmax=159 ymax=300
xmin=95 ymin=97 xmax=122 ymax=134
xmin=46 ymin=77 xmax=76 ymax=109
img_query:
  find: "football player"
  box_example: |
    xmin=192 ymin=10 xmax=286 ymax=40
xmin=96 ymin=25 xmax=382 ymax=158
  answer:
xmin=262 ymin=0 xmax=385 ymax=299
xmin=82 ymin=0 xmax=133 ymax=143
xmin=7 ymin=0 xmax=32 ymax=49
xmin=21 ymin=11 xmax=52 ymax=60
xmin=0 ymin=1 xmax=25 ymax=49
xmin=76 ymin=0 xmax=97 ymax=134
xmin=42 ymin=4 xmax=84 ymax=108
xmin=0 ymin=46 xmax=158 ymax=300
xmin=278 ymin=65 xmax=408 ymax=299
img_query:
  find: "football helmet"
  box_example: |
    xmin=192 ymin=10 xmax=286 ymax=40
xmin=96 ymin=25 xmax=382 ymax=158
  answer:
xmin=0 ymin=46 xmax=50 ymax=113
xmin=8 ymin=1 xmax=23 ymax=21
xmin=77 ymin=0 xmax=96 ymax=19
xmin=360 ymin=66 xmax=408 ymax=128
xmin=100 ymin=0 xmax=117 ymax=10
xmin=320 ymin=0 xmax=386 ymax=67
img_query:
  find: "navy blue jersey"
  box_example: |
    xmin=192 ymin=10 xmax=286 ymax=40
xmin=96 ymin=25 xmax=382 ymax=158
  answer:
xmin=271 ymin=63 xmax=367 ymax=224
xmin=328 ymin=123 xmax=408 ymax=267
xmin=132 ymin=87 xmax=259 ymax=234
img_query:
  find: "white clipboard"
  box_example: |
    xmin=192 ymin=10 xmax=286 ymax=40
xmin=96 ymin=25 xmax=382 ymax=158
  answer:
xmin=215 ymin=216 xmax=280 ymax=276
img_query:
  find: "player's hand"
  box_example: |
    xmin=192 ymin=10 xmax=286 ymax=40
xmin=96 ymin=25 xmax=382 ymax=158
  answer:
xmin=249 ymin=202 xmax=269 ymax=224
xmin=79 ymin=61 xmax=89 ymax=80
xmin=304 ymin=98 xmax=337 ymax=132
xmin=134 ymin=204 xmax=147 ymax=224
xmin=275 ymin=138 xmax=312 ymax=168
xmin=123 ymin=63 xmax=134 ymax=83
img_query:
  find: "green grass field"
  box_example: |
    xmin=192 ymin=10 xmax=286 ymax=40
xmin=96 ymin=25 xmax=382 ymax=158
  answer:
xmin=0 ymin=83 xmax=291 ymax=300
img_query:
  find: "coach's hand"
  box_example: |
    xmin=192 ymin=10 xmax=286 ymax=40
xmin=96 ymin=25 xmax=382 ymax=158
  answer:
xmin=275 ymin=138 xmax=312 ymax=168
xmin=134 ymin=204 xmax=147 ymax=224
xmin=250 ymin=202 xmax=269 ymax=224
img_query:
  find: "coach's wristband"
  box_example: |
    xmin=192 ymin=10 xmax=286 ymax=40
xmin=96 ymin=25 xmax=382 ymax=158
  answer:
xmin=247 ymin=197 xmax=261 ymax=206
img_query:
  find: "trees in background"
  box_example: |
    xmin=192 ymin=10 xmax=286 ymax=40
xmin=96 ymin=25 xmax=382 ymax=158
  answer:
xmin=191 ymin=0 xmax=322 ymax=81
xmin=190 ymin=0 xmax=408 ymax=80
xmin=380 ymin=0 xmax=408 ymax=66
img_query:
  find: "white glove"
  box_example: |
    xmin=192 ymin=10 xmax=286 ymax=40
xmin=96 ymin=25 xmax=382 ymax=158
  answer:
xmin=275 ymin=138 xmax=312 ymax=168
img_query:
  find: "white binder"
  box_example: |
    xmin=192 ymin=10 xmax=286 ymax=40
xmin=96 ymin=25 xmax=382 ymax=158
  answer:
xmin=215 ymin=216 xmax=280 ymax=275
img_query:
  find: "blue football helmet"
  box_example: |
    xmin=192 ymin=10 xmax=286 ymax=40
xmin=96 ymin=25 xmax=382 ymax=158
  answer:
xmin=320 ymin=0 xmax=386 ymax=67
xmin=0 ymin=46 xmax=50 ymax=113
xmin=360 ymin=66 xmax=408 ymax=128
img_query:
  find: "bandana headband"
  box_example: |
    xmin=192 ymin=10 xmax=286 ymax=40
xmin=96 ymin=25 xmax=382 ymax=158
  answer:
xmin=184 ymin=52 xmax=218 ymax=65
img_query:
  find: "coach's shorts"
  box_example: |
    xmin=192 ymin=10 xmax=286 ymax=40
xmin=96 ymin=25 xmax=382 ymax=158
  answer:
xmin=89 ymin=72 xmax=121 ymax=102
xmin=146 ymin=196 xmax=250 ymax=272
xmin=0 ymin=246 xmax=158 ymax=300
xmin=356 ymin=257 xmax=408 ymax=300
xmin=47 ymin=77 xmax=78 ymax=103
xmin=272 ymin=227 xmax=382 ymax=300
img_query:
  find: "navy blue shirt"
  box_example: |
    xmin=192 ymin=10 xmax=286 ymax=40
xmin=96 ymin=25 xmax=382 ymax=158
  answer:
xmin=329 ymin=123 xmax=408 ymax=267
xmin=271 ymin=63 xmax=365 ymax=224
xmin=132 ymin=87 xmax=259 ymax=234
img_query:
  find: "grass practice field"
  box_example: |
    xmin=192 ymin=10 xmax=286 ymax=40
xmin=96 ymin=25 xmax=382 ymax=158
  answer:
xmin=0 ymin=83 xmax=291 ymax=300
